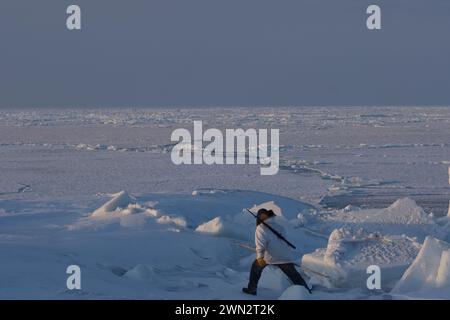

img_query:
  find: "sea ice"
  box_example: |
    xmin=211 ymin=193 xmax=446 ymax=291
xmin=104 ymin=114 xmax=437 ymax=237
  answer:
xmin=391 ymin=236 xmax=450 ymax=295
xmin=302 ymin=227 xmax=420 ymax=289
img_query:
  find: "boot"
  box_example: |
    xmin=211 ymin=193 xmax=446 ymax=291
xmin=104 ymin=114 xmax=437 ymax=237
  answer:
xmin=242 ymin=287 xmax=257 ymax=296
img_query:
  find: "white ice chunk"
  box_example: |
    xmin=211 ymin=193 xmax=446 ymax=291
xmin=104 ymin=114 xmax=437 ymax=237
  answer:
xmin=195 ymin=216 xmax=250 ymax=241
xmin=91 ymin=191 xmax=134 ymax=217
xmin=392 ymin=236 xmax=450 ymax=294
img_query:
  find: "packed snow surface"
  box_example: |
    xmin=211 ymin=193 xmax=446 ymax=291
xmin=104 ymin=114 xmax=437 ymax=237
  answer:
xmin=1 ymin=106 xmax=450 ymax=299
xmin=1 ymin=189 xmax=449 ymax=299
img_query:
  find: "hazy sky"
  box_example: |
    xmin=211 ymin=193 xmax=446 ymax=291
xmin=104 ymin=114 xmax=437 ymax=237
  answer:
xmin=1 ymin=0 xmax=449 ymax=108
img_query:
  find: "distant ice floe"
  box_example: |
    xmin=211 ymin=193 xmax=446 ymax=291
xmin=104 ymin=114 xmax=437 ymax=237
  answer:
xmin=281 ymin=159 xmax=344 ymax=182
xmin=74 ymin=143 xmax=175 ymax=154
xmin=1 ymin=106 xmax=449 ymax=129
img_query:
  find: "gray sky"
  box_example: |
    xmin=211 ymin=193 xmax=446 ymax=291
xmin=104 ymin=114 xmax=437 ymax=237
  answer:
xmin=1 ymin=0 xmax=449 ymax=108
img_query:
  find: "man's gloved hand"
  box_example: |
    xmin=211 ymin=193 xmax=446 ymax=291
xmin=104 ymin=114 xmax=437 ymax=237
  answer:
xmin=256 ymin=257 xmax=267 ymax=267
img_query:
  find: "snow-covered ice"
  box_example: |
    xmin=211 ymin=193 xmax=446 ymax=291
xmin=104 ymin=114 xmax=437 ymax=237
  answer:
xmin=1 ymin=190 xmax=449 ymax=299
xmin=279 ymin=285 xmax=312 ymax=300
xmin=391 ymin=236 xmax=450 ymax=298
xmin=302 ymin=228 xmax=420 ymax=289
xmin=1 ymin=106 xmax=450 ymax=299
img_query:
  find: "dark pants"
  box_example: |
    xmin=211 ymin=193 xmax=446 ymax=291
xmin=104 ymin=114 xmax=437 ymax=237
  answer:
xmin=247 ymin=260 xmax=311 ymax=292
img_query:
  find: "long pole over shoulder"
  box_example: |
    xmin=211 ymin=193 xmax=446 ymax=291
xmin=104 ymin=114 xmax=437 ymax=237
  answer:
xmin=246 ymin=208 xmax=296 ymax=250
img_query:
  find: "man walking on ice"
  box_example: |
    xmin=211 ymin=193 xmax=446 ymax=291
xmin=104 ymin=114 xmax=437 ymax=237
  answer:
xmin=242 ymin=208 xmax=312 ymax=295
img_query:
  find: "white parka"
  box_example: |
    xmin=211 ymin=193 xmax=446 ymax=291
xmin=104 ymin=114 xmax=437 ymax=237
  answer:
xmin=255 ymin=218 xmax=296 ymax=265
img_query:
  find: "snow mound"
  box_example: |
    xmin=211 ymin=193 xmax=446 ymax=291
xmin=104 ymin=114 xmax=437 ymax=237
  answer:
xmin=383 ymin=198 xmax=430 ymax=225
xmin=346 ymin=197 xmax=431 ymax=226
xmin=278 ymin=285 xmax=311 ymax=300
xmin=91 ymin=191 xmax=135 ymax=217
xmin=302 ymin=227 xmax=420 ymax=288
xmin=123 ymin=264 xmax=156 ymax=281
xmin=391 ymin=236 xmax=450 ymax=295
xmin=324 ymin=197 xmax=443 ymax=240
xmin=70 ymin=192 xmax=188 ymax=229
xmin=195 ymin=217 xmax=250 ymax=241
